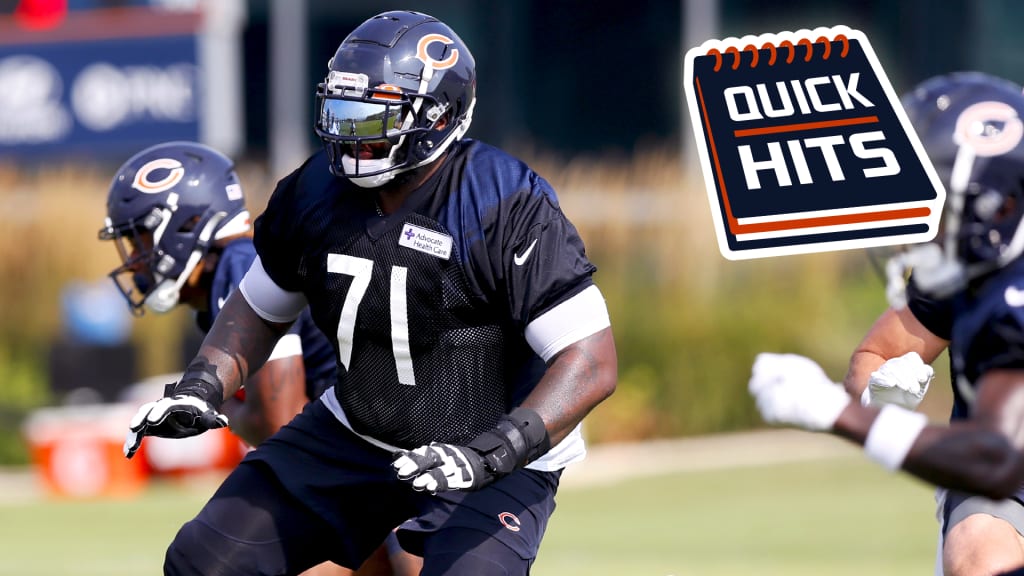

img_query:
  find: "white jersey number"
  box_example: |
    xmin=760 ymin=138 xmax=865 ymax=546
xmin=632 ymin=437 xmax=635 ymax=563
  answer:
xmin=327 ymin=253 xmax=415 ymax=385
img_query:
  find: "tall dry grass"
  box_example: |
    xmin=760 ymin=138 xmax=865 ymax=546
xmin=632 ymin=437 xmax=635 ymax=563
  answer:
xmin=0 ymin=160 xmax=274 ymax=372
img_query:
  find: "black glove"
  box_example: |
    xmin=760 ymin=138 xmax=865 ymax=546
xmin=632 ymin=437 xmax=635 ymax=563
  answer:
xmin=391 ymin=407 xmax=551 ymax=494
xmin=122 ymin=361 xmax=228 ymax=459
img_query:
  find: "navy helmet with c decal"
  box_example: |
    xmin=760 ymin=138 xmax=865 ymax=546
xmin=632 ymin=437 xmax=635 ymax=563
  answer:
xmin=314 ymin=10 xmax=477 ymax=188
xmin=889 ymin=72 xmax=1024 ymax=300
xmin=99 ymin=141 xmax=250 ymax=315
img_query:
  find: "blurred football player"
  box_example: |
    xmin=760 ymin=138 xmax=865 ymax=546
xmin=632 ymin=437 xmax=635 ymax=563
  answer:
xmin=749 ymin=72 xmax=1024 ymax=576
xmin=99 ymin=141 xmax=416 ymax=576
xmin=119 ymin=10 xmax=617 ymax=576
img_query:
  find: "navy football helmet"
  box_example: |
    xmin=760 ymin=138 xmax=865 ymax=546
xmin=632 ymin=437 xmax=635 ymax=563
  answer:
xmin=98 ymin=141 xmax=250 ymax=315
xmin=314 ymin=10 xmax=476 ymax=187
xmin=888 ymin=72 xmax=1024 ymax=301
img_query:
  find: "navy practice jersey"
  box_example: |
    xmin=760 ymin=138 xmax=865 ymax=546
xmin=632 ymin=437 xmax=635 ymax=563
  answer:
xmin=908 ymin=263 xmax=1024 ymax=504
xmin=908 ymin=260 xmax=1024 ymax=422
xmin=197 ymin=238 xmax=336 ymax=400
xmin=253 ymin=139 xmax=597 ymax=449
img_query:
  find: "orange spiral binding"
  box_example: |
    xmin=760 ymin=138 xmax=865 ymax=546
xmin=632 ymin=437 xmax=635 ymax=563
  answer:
xmin=708 ymin=34 xmax=850 ymax=72
xmin=761 ymin=42 xmax=777 ymax=66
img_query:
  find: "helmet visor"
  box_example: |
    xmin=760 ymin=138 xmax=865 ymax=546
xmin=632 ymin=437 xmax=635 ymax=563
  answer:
xmin=318 ymin=98 xmax=405 ymax=142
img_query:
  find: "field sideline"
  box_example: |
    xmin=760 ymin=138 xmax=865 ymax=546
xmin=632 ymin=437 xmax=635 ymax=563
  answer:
xmin=0 ymin=430 xmax=939 ymax=575
xmin=0 ymin=428 xmax=865 ymax=501
xmin=560 ymin=427 xmax=864 ymax=487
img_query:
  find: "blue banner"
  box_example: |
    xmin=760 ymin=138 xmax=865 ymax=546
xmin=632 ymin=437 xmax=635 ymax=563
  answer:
xmin=0 ymin=34 xmax=199 ymax=159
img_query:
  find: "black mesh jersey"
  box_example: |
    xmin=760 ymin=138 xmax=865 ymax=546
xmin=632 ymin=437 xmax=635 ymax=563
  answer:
xmin=254 ymin=139 xmax=597 ymax=449
xmin=197 ymin=238 xmax=336 ymax=400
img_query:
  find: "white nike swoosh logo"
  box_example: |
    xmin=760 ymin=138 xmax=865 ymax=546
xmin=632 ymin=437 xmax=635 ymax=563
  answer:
xmin=218 ymin=296 xmax=227 ymax=310
xmin=513 ymin=239 xmax=538 ymax=266
xmin=1005 ymin=286 xmax=1024 ymax=307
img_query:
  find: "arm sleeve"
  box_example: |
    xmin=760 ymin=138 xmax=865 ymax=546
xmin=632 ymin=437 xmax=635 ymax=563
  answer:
xmin=525 ymin=285 xmax=610 ymax=361
xmin=238 ymin=256 xmax=308 ymax=324
xmin=267 ymin=333 xmax=303 ymax=361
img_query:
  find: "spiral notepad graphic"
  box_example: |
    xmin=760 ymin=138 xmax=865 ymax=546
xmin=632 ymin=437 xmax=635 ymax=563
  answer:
xmin=684 ymin=25 xmax=945 ymax=260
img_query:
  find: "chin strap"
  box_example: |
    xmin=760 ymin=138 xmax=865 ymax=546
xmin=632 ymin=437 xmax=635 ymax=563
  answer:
xmin=145 ymin=212 xmax=227 ymax=313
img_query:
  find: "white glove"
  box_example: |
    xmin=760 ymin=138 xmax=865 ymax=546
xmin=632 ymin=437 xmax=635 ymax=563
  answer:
xmin=123 ymin=395 xmax=228 ymax=459
xmin=392 ymin=442 xmax=488 ymax=494
xmin=860 ymin=351 xmax=934 ymax=410
xmin=749 ymin=353 xmax=852 ymax=431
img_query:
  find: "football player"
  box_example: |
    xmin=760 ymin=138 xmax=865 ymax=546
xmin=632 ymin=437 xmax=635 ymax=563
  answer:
xmin=100 ymin=141 xmax=416 ymax=576
xmin=749 ymin=72 xmax=1024 ymax=576
xmin=121 ymin=10 xmax=617 ymax=576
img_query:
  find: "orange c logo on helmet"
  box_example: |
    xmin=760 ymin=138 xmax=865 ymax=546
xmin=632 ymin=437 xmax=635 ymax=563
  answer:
xmin=416 ymin=33 xmax=458 ymax=70
xmin=132 ymin=158 xmax=185 ymax=194
xmin=954 ymin=101 xmax=1024 ymax=158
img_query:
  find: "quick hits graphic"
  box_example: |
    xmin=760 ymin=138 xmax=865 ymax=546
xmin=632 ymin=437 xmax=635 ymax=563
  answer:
xmin=684 ymin=25 xmax=945 ymax=260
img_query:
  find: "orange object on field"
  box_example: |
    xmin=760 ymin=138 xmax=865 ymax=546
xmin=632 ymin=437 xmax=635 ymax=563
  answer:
xmin=140 ymin=424 xmax=247 ymax=478
xmin=22 ymin=403 xmax=148 ymax=499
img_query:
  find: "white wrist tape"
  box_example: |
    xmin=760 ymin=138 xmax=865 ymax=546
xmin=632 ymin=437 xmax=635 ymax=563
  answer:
xmin=864 ymin=404 xmax=928 ymax=471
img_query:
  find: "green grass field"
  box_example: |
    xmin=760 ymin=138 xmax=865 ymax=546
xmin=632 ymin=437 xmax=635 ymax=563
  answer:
xmin=538 ymin=458 xmax=937 ymax=575
xmin=0 ymin=450 xmax=938 ymax=576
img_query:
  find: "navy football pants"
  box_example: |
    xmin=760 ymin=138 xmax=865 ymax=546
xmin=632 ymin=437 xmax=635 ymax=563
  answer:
xmin=163 ymin=400 xmax=559 ymax=575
